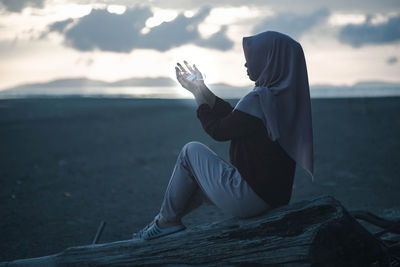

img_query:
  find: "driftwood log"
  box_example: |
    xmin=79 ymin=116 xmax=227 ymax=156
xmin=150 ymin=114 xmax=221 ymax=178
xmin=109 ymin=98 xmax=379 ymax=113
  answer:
xmin=1 ymin=196 xmax=391 ymax=266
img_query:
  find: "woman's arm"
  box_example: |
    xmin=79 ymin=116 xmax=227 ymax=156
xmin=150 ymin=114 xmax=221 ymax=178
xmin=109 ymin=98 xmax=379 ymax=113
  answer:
xmin=175 ymin=61 xmax=260 ymax=141
xmin=197 ymin=107 xmax=261 ymax=141
xmin=193 ymin=84 xmax=216 ymax=108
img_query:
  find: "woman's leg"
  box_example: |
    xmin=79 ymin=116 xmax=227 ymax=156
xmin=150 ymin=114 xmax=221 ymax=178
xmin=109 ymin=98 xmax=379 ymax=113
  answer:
xmin=156 ymin=143 xmax=211 ymax=226
xmin=157 ymin=141 xmax=270 ymax=226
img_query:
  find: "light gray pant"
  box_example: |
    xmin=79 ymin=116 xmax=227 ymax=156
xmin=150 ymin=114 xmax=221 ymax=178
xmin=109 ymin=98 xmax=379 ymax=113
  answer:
xmin=158 ymin=141 xmax=270 ymax=222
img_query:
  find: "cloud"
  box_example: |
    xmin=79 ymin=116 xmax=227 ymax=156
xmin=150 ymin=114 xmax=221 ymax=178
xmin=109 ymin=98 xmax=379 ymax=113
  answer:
xmin=68 ymin=0 xmax=400 ymax=14
xmin=339 ymin=15 xmax=400 ymax=47
xmin=252 ymin=8 xmax=330 ymax=39
xmin=46 ymin=6 xmax=233 ymax=53
xmin=0 ymin=0 xmax=45 ymax=12
xmin=63 ymin=7 xmax=151 ymax=52
xmin=135 ymin=6 xmax=210 ymax=51
xmin=48 ymin=18 xmax=74 ymax=33
xmin=386 ymin=56 xmax=398 ymax=65
xmin=195 ymin=26 xmax=233 ymax=50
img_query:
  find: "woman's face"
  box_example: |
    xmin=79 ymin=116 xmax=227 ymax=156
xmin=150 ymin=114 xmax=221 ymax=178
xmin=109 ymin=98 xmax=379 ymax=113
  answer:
xmin=244 ymin=62 xmax=257 ymax=82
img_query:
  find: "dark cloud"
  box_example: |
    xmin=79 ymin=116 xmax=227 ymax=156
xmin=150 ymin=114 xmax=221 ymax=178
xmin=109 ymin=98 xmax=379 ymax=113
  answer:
xmin=48 ymin=18 xmax=74 ymax=33
xmin=386 ymin=56 xmax=398 ymax=65
xmin=253 ymin=8 xmax=330 ymax=39
xmin=339 ymin=15 xmax=400 ymax=47
xmin=0 ymin=0 xmax=45 ymax=12
xmin=46 ymin=6 xmax=233 ymax=53
xmin=136 ymin=6 xmax=211 ymax=51
xmin=63 ymin=7 xmax=151 ymax=52
xmin=196 ymin=26 xmax=233 ymax=50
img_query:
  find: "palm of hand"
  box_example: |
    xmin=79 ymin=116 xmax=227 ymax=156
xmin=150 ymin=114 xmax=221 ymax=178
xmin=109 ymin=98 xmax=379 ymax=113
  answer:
xmin=175 ymin=61 xmax=204 ymax=93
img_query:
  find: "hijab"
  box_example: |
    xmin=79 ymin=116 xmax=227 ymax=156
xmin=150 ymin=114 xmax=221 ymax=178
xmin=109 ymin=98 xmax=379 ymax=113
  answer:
xmin=235 ymin=31 xmax=314 ymax=178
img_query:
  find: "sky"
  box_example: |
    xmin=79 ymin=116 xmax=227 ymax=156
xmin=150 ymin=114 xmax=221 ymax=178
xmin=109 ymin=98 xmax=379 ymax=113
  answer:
xmin=0 ymin=0 xmax=399 ymax=90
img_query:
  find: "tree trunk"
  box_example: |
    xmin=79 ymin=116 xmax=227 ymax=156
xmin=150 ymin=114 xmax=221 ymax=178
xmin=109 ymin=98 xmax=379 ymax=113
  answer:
xmin=1 ymin=196 xmax=390 ymax=266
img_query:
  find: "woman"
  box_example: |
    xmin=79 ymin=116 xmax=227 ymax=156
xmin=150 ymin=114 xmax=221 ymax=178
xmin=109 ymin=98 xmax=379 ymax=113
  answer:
xmin=134 ymin=31 xmax=314 ymax=240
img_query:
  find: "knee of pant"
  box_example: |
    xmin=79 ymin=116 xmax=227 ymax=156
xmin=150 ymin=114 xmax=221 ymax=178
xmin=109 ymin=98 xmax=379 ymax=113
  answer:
xmin=182 ymin=141 xmax=205 ymax=158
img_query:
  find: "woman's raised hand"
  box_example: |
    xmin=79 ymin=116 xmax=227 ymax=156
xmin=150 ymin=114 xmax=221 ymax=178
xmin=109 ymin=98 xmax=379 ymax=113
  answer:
xmin=175 ymin=60 xmax=205 ymax=94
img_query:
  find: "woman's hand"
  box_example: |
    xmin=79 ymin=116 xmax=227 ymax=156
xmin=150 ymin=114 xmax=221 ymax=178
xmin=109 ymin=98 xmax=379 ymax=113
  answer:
xmin=175 ymin=60 xmax=205 ymax=94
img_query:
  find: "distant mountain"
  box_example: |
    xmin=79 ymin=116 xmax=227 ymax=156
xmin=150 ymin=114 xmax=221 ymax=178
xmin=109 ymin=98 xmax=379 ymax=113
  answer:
xmin=1 ymin=77 xmax=399 ymax=98
xmin=311 ymin=81 xmax=400 ymax=90
xmin=353 ymin=81 xmax=400 ymax=88
xmin=2 ymin=76 xmax=176 ymax=91
xmin=309 ymin=81 xmax=400 ymax=98
xmin=0 ymin=76 xmax=243 ymax=93
xmin=0 ymin=76 xmax=244 ymax=98
xmin=13 ymin=78 xmax=109 ymax=89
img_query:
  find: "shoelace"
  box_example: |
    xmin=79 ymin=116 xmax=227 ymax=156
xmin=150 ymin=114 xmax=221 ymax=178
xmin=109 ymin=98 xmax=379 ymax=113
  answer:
xmin=136 ymin=219 xmax=156 ymax=238
xmin=144 ymin=223 xmax=161 ymax=239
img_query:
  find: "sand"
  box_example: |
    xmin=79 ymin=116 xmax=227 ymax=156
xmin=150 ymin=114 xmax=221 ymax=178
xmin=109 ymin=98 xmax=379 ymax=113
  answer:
xmin=0 ymin=97 xmax=399 ymax=261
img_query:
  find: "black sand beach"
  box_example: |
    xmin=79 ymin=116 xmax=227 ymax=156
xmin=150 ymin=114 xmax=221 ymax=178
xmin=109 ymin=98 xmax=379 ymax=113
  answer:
xmin=0 ymin=97 xmax=399 ymax=261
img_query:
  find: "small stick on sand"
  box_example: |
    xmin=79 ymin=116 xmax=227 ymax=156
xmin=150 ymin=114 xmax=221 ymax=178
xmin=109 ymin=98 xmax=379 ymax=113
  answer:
xmin=92 ymin=220 xmax=106 ymax=244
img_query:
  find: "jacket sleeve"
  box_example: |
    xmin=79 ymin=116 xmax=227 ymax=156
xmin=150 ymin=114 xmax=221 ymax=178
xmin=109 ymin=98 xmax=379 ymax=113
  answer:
xmin=211 ymin=97 xmax=234 ymax=118
xmin=197 ymin=99 xmax=262 ymax=141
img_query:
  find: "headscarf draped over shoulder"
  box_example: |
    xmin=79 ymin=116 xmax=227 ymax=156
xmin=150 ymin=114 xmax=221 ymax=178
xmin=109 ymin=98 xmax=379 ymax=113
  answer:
xmin=235 ymin=31 xmax=314 ymax=178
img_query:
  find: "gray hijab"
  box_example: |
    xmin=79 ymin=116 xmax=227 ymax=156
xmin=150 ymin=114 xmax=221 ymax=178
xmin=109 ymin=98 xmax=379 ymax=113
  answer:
xmin=235 ymin=31 xmax=314 ymax=178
